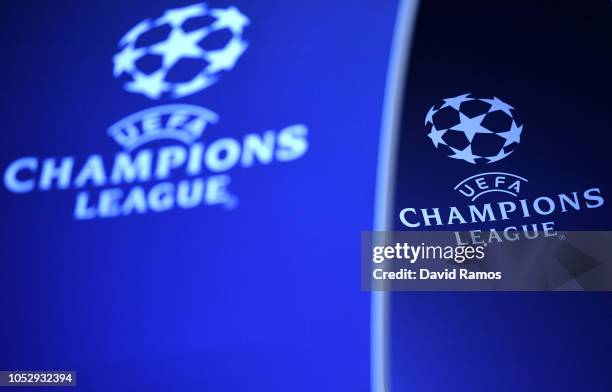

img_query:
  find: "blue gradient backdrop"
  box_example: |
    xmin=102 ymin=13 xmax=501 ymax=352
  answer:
xmin=0 ymin=1 xmax=398 ymax=390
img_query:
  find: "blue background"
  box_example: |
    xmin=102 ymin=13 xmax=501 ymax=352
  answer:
xmin=2 ymin=0 xmax=611 ymax=391
xmin=0 ymin=1 xmax=398 ymax=390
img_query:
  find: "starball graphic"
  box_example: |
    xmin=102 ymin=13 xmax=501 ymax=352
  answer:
xmin=425 ymin=93 xmax=522 ymax=164
xmin=2 ymin=3 xmax=309 ymax=220
xmin=113 ymin=3 xmax=249 ymax=99
xmin=397 ymin=93 xmax=605 ymax=243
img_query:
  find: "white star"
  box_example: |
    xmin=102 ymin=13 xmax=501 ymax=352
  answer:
xmin=156 ymin=3 xmax=208 ymax=27
xmin=424 ymin=105 xmax=436 ymax=125
xmin=482 ymin=96 xmax=514 ymax=116
xmin=448 ymin=144 xmax=479 ymax=164
xmin=125 ymin=70 xmax=168 ymax=99
xmin=211 ymin=6 xmax=250 ymax=33
xmin=451 ymin=112 xmax=492 ymax=142
xmin=498 ymin=120 xmax=523 ymax=147
xmin=440 ymin=93 xmax=473 ymax=110
xmin=205 ymin=37 xmax=247 ymax=73
xmin=486 ymin=148 xmax=514 ymax=163
xmin=113 ymin=45 xmax=145 ymax=77
xmin=150 ymin=27 xmax=207 ymax=68
xmin=427 ymin=124 xmax=447 ymax=148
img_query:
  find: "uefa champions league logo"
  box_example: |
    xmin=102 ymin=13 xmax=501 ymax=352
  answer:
xmin=113 ymin=3 xmax=249 ymax=99
xmin=2 ymin=2 xmax=309 ymax=220
xmin=425 ymin=93 xmax=523 ymax=164
xmin=398 ymin=93 xmax=605 ymax=235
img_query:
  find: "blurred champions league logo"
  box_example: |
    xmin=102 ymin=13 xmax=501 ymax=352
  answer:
xmin=2 ymin=3 xmax=309 ymax=220
xmin=113 ymin=3 xmax=249 ymax=99
xmin=425 ymin=93 xmax=522 ymax=164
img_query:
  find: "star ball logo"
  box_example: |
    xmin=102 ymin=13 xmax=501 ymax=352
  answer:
xmin=425 ymin=93 xmax=528 ymax=201
xmin=113 ymin=3 xmax=249 ymax=99
xmin=2 ymin=3 xmax=309 ymax=220
xmin=425 ymin=93 xmax=522 ymax=164
xmin=397 ymin=92 xmax=605 ymax=241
